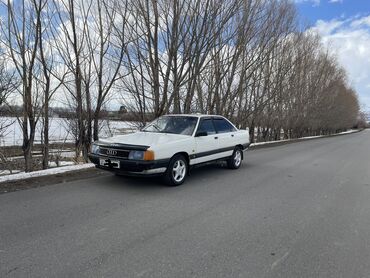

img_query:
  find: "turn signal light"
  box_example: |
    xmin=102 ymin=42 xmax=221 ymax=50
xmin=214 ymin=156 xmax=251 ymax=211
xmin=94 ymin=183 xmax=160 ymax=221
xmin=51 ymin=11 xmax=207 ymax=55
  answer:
xmin=143 ymin=150 xmax=155 ymax=161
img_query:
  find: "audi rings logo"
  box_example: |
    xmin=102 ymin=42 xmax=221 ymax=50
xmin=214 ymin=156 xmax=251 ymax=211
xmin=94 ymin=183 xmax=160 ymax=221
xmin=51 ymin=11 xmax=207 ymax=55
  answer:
xmin=106 ymin=149 xmax=117 ymax=156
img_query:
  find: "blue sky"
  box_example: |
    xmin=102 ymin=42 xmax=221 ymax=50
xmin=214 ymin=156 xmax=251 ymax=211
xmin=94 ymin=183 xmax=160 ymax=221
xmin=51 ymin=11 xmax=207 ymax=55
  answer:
xmin=296 ymin=0 xmax=370 ymax=111
xmin=297 ymin=0 xmax=370 ymax=23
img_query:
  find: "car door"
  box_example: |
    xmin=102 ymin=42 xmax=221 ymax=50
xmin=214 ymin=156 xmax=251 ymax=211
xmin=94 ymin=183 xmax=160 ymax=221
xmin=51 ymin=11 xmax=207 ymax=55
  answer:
xmin=212 ymin=117 xmax=238 ymax=157
xmin=191 ymin=118 xmax=219 ymax=165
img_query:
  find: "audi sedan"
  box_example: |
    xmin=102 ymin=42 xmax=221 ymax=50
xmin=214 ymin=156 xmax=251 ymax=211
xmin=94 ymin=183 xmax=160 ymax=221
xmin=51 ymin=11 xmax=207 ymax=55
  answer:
xmin=88 ymin=114 xmax=250 ymax=186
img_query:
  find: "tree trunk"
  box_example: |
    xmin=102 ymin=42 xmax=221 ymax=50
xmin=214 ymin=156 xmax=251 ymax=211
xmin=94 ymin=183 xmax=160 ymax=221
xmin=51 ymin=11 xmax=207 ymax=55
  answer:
xmin=249 ymin=122 xmax=255 ymax=143
xmin=23 ymin=142 xmax=32 ymax=172
xmin=42 ymin=103 xmax=49 ymax=169
xmin=93 ymin=108 xmax=100 ymax=141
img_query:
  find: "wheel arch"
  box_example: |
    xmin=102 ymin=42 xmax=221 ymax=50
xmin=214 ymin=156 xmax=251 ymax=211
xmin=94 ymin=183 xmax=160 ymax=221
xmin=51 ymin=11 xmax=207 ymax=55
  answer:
xmin=172 ymin=151 xmax=190 ymax=165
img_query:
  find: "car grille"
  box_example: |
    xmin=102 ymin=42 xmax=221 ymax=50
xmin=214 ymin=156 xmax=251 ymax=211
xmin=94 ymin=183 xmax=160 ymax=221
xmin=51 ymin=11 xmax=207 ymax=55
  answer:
xmin=99 ymin=147 xmax=130 ymax=158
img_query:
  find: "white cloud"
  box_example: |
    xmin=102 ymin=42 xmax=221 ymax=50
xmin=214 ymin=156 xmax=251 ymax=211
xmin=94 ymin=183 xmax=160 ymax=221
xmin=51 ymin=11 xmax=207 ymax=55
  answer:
xmin=295 ymin=0 xmax=320 ymax=6
xmin=314 ymin=18 xmax=346 ymax=35
xmin=350 ymin=15 xmax=370 ymax=28
xmin=311 ymin=15 xmax=370 ymax=109
xmin=329 ymin=0 xmax=343 ymax=3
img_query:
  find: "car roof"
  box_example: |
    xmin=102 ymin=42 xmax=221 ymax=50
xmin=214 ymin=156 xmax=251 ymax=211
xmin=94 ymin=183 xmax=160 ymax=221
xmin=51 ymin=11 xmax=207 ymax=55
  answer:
xmin=164 ymin=114 xmax=225 ymax=119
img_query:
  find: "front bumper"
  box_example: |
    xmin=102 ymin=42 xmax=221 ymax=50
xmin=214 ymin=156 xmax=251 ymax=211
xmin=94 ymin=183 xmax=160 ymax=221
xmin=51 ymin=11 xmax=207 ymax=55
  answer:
xmin=88 ymin=154 xmax=169 ymax=176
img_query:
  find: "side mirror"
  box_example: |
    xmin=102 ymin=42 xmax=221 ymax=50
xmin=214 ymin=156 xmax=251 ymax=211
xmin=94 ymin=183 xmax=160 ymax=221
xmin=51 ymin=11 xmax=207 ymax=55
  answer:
xmin=196 ymin=131 xmax=208 ymax=137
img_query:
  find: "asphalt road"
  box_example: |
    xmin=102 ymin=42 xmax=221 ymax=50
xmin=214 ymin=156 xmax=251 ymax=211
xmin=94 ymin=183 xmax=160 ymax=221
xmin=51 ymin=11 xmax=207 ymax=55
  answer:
xmin=1 ymin=130 xmax=370 ymax=278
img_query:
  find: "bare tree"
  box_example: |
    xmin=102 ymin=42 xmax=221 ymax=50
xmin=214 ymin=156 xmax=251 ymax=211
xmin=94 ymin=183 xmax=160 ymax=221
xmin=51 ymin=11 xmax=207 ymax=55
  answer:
xmin=0 ymin=56 xmax=15 ymax=106
xmin=0 ymin=54 xmax=17 ymax=140
xmin=84 ymin=0 xmax=129 ymax=141
xmin=36 ymin=1 xmax=66 ymax=169
xmin=51 ymin=0 xmax=91 ymax=160
xmin=116 ymin=0 xmax=360 ymax=140
xmin=0 ymin=0 xmax=44 ymax=171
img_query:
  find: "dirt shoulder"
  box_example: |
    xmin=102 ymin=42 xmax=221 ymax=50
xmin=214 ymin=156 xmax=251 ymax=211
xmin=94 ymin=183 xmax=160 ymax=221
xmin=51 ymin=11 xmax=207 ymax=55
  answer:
xmin=0 ymin=167 xmax=109 ymax=194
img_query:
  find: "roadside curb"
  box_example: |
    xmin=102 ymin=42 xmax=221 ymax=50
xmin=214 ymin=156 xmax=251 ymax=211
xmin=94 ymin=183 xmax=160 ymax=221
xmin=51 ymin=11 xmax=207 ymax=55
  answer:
xmin=249 ymin=129 xmax=363 ymax=149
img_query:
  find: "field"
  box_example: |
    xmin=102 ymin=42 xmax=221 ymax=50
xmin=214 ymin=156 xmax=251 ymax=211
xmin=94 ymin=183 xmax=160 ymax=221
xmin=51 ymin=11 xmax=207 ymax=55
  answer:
xmin=0 ymin=117 xmax=137 ymax=147
xmin=0 ymin=117 xmax=138 ymax=176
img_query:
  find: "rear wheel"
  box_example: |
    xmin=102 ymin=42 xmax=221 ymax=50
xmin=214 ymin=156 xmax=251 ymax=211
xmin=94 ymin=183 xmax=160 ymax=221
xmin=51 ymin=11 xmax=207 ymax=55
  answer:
xmin=164 ymin=154 xmax=188 ymax=186
xmin=227 ymin=147 xmax=243 ymax=169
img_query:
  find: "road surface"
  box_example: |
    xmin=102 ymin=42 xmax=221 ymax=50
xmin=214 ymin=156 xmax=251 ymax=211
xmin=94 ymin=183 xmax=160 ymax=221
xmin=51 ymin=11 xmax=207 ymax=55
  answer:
xmin=1 ymin=130 xmax=370 ymax=277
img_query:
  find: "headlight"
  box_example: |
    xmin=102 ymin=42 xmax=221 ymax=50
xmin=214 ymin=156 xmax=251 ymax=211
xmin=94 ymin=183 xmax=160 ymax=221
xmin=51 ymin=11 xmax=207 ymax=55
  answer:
xmin=129 ymin=150 xmax=144 ymax=160
xmin=128 ymin=150 xmax=155 ymax=161
xmin=91 ymin=144 xmax=100 ymax=154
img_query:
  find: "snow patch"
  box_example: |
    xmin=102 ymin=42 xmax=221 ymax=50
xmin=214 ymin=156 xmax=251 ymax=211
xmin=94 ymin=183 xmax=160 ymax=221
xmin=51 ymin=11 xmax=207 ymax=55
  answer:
xmin=48 ymin=161 xmax=76 ymax=167
xmin=0 ymin=170 xmax=22 ymax=176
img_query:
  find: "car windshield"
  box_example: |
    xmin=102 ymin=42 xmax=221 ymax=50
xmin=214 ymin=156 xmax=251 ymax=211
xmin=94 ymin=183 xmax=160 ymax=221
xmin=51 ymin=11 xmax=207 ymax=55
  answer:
xmin=142 ymin=116 xmax=198 ymax=136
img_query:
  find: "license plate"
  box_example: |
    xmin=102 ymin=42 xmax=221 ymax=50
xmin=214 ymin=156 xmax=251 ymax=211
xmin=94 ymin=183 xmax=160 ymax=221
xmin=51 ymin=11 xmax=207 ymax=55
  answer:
xmin=99 ymin=158 xmax=120 ymax=169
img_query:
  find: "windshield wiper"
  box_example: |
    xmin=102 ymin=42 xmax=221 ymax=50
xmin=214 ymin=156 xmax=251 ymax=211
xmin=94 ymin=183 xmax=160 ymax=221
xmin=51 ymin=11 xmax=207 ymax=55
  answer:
xmin=152 ymin=124 xmax=161 ymax=132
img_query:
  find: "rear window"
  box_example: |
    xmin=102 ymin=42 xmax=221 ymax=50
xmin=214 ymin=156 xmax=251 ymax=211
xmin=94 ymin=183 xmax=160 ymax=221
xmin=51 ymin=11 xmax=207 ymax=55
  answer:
xmin=213 ymin=118 xmax=236 ymax=133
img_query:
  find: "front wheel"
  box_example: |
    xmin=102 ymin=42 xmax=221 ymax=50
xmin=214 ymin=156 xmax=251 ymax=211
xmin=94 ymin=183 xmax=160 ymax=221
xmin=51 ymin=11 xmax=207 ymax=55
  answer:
xmin=164 ymin=154 xmax=188 ymax=186
xmin=227 ymin=147 xmax=243 ymax=169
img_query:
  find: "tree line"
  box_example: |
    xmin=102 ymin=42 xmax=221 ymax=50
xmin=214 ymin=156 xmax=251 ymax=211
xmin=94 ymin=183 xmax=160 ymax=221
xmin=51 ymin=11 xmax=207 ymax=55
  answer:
xmin=0 ymin=0 xmax=362 ymax=172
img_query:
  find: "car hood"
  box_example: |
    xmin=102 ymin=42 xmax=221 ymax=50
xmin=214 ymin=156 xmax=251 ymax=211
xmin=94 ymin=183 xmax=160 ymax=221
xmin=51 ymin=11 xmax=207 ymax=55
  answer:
xmin=98 ymin=132 xmax=190 ymax=148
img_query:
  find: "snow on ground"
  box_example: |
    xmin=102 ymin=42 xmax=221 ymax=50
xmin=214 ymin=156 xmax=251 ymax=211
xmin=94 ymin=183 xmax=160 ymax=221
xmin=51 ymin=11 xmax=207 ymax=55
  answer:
xmin=49 ymin=150 xmax=76 ymax=158
xmin=251 ymin=129 xmax=358 ymax=146
xmin=251 ymin=139 xmax=292 ymax=146
xmin=0 ymin=164 xmax=95 ymax=183
xmin=337 ymin=129 xmax=358 ymax=135
xmin=48 ymin=161 xmax=75 ymax=167
xmin=0 ymin=170 xmax=22 ymax=176
xmin=0 ymin=117 xmax=137 ymax=147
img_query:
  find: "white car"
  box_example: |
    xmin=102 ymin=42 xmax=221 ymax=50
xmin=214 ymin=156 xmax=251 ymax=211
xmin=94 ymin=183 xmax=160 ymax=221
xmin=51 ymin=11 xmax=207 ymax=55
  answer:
xmin=89 ymin=114 xmax=250 ymax=186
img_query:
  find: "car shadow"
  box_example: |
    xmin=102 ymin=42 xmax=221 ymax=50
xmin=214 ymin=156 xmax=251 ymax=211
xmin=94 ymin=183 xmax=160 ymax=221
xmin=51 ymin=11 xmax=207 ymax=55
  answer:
xmin=102 ymin=161 xmax=252 ymax=191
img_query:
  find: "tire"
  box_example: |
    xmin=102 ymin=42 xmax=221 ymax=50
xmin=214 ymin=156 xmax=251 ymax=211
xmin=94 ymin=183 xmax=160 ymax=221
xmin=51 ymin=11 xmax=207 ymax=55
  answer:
xmin=164 ymin=154 xmax=188 ymax=186
xmin=227 ymin=147 xmax=243 ymax=169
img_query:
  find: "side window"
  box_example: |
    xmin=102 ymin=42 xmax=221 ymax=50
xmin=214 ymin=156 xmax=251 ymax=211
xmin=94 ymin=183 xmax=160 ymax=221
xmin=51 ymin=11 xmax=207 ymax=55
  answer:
xmin=197 ymin=119 xmax=216 ymax=135
xmin=213 ymin=118 xmax=236 ymax=133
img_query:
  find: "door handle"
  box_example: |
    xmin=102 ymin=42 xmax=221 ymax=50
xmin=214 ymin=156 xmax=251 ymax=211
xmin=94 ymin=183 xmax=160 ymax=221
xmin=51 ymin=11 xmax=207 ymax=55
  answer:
xmin=214 ymin=136 xmax=218 ymax=139
xmin=231 ymin=134 xmax=234 ymax=137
